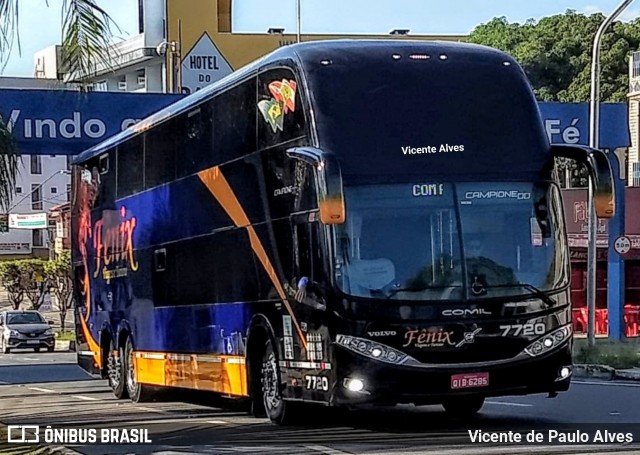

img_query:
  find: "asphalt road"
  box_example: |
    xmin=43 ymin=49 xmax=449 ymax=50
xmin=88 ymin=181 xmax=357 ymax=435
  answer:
xmin=0 ymin=352 xmax=639 ymax=454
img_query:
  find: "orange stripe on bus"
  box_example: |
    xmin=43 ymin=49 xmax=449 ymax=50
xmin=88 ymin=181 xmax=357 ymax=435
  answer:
xmin=134 ymin=352 xmax=247 ymax=396
xmin=198 ymin=167 xmax=308 ymax=351
xmin=79 ymin=315 xmax=102 ymax=369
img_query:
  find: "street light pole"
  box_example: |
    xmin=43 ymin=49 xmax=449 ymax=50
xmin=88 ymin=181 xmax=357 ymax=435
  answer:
xmin=587 ymin=0 xmax=634 ymax=347
xmin=296 ymin=0 xmax=301 ymax=43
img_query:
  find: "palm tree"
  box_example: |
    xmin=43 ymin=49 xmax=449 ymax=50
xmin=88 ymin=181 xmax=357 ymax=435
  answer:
xmin=0 ymin=0 xmax=119 ymax=209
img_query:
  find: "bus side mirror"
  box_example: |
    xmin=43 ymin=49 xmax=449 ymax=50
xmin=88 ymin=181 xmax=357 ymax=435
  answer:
xmin=287 ymin=147 xmax=346 ymax=224
xmin=551 ymin=144 xmax=615 ymax=219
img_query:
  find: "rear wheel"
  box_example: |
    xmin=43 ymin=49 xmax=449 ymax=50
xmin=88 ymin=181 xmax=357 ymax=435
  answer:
xmin=107 ymin=340 xmax=128 ymax=399
xmin=124 ymin=337 xmax=155 ymax=403
xmin=261 ymin=338 xmax=300 ymax=425
xmin=442 ymin=396 xmax=485 ymax=417
xmin=34 ymin=348 xmax=40 ymax=353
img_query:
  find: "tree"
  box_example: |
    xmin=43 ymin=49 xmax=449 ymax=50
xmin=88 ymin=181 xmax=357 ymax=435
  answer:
xmin=15 ymin=259 xmax=48 ymax=310
xmin=468 ymin=10 xmax=640 ymax=102
xmin=0 ymin=1 xmax=119 ymax=206
xmin=44 ymin=251 xmax=74 ymax=330
xmin=0 ymin=261 xmax=25 ymax=309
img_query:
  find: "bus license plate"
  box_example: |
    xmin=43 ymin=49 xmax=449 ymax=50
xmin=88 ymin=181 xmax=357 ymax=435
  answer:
xmin=451 ymin=372 xmax=489 ymax=389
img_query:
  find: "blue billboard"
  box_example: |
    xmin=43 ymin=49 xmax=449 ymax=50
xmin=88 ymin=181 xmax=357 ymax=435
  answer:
xmin=0 ymin=90 xmax=631 ymax=155
xmin=0 ymin=89 xmax=181 ymax=155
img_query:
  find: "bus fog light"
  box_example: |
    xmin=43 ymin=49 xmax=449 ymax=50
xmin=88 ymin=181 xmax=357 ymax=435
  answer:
xmin=344 ymin=378 xmax=365 ymax=392
xmin=560 ymin=367 xmax=571 ymax=379
xmin=543 ymin=338 xmax=553 ymax=347
xmin=371 ymin=348 xmax=383 ymax=358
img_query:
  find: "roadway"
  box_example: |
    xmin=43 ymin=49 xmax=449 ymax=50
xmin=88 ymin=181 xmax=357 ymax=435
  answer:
xmin=0 ymin=352 xmax=639 ymax=454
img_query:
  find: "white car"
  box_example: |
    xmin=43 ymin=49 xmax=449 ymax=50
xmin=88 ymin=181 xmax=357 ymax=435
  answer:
xmin=0 ymin=310 xmax=55 ymax=353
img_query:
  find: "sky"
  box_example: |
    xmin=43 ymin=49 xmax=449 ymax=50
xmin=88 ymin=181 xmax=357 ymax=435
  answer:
xmin=2 ymin=0 xmax=640 ymax=77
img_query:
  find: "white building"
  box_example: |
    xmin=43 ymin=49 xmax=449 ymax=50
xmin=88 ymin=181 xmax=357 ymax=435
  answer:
xmin=34 ymin=0 xmax=166 ymax=93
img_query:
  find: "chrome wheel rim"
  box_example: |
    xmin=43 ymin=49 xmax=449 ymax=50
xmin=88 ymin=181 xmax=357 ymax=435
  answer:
xmin=126 ymin=347 xmax=136 ymax=391
xmin=262 ymin=351 xmax=281 ymax=411
xmin=107 ymin=349 xmax=121 ymax=388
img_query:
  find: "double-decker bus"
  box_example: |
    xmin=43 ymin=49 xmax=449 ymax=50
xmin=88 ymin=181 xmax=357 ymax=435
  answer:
xmin=71 ymin=40 xmax=614 ymax=424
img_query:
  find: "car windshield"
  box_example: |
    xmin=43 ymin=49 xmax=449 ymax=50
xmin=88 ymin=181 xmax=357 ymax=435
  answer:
xmin=6 ymin=312 xmax=45 ymax=325
xmin=333 ymin=182 xmax=569 ymax=301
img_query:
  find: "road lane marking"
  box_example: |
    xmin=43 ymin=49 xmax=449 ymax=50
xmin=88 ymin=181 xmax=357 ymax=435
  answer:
xmin=22 ymin=357 xmax=40 ymax=361
xmin=206 ymin=420 xmax=230 ymax=424
xmin=573 ymin=380 xmax=640 ymax=388
xmin=72 ymin=395 xmax=100 ymax=401
xmin=305 ymin=445 xmax=352 ymax=455
xmin=28 ymin=387 xmax=55 ymax=393
xmin=485 ymin=401 xmax=533 ymax=407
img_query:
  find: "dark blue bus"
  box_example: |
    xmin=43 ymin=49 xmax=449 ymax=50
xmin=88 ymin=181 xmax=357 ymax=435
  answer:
xmin=72 ymin=40 xmax=614 ymax=424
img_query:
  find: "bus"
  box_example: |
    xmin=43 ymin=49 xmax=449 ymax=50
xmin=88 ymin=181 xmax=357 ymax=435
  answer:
xmin=71 ymin=40 xmax=615 ymax=424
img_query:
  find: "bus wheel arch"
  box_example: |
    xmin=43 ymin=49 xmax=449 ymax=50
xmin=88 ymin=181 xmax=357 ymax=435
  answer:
xmin=123 ymin=335 xmax=154 ymax=403
xmin=102 ymin=329 xmax=127 ymax=399
xmin=246 ymin=316 xmax=274 ymax=418
xmin=248 ymin=315 xmax=300 ymax=425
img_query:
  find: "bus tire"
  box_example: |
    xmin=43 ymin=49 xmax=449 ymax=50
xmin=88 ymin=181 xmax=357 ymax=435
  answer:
xmin=107 ymin=339 xmax=128 ymax=399
xmin=261 ymin=338 xmax=299 ymax=425
xmin=442 ymin=396 xmax=485 ymax=417
xmin=124 ymin=337 xmax=154 ymax=403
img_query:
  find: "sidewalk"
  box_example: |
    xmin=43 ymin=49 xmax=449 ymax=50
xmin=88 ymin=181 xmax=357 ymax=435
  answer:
xmin=574 ymin=365 xmax=640 ymax=381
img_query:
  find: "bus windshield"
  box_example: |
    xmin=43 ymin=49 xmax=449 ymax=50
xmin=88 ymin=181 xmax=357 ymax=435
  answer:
xmin=333 ymin=182 xmax=568 ymax=301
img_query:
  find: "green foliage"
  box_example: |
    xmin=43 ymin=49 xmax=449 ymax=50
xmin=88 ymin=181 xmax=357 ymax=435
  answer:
xmin=0 ymin=259 xmax=47 ymax=309
xmin=0 ymin=260 xmax=25 ymax=309
xmin=55 ymin=330 xmax=76 ymax=341
xmin=574 ymin=339 xmax=640 ymax=369
xmin=469 ymin=10 xmax=640 ymax=103
xmin=45 ymin=250 xmax=74 ymax=330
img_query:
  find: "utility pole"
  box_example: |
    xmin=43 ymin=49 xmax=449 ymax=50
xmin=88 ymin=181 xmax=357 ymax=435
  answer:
xmin=587 ymin=0 xmax=634 ymax=347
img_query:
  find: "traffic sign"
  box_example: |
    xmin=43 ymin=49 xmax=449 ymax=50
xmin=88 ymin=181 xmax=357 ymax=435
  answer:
xmin=614 ymin=235 xmax=631 ymax=255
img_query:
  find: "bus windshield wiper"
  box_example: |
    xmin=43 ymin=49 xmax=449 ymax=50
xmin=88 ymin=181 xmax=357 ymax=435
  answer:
xmin=384 ymin=285 xmax=460 ymax=300
xmin=483 ymin=284 xmax=555 ymax=306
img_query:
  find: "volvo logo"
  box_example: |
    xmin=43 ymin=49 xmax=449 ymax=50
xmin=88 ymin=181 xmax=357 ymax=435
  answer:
xmin=442 ymin=308 xmax=491 ymax=317
xmin=367 ymin=331 xmax=397 ymax=337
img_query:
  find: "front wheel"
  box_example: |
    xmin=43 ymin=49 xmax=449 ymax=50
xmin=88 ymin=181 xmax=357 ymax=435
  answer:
xmin=107 ymin=340 xmax=128 ymax=399
xmin=442 ymin=396 xmax=485 ymax=417
xmin=124 ymin=337 xmax=155 ymax=403
xmin=261 ymin=338 xmax=300 ymax=425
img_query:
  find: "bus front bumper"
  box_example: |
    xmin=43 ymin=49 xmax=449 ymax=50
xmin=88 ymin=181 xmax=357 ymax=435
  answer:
xmin=330 ymin=342 xmax=572 ymax=406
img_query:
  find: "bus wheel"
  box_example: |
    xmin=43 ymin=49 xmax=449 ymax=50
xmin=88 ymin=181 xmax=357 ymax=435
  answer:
xmin=107 ymin=340 xmax=128 ymax=399
xmin=124 ymin=337 xmax=154 ymax=403
xmin=261 ymin=339 xmax=298 ymax=425
xmin=442 ymin=396 xmax=485 ymax=417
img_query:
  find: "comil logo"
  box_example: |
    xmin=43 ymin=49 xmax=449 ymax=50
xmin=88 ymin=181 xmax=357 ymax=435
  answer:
xmin=7 ymin=425 xmax=40 ymax=443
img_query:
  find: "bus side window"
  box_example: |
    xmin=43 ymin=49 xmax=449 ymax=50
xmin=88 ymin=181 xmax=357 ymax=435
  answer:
xmin=293 ymin=219 xmax=325 ymax=286
xmin=145 ymin=119 xmax=177 ymax=188
xmin=175 ymin=103 xmax=215 ymax=178
xmin=214 ymin=79 xmax=257 ymax=164
xmin=117 ymin=136 xmax=144 ymax=198
xmin=258 ymin=68 xmax=307 ymax=150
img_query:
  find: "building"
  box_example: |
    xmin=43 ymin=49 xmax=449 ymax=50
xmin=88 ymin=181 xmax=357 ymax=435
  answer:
xmin=48 ymin=202 xmax=71 ymax=260
xmin=34 ymin=0 xmax=465 ymax=94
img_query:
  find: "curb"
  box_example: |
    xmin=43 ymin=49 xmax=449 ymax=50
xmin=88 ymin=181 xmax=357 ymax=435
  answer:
xmin=574 ymin=364 xmax=640 ymax=381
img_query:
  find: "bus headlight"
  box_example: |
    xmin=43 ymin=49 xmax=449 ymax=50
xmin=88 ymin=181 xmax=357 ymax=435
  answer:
xmin=335 ymin=335 xmax=414 ymax=365
xmin=523 ymin=325 xmax=572 ymax=358
xmin=343 ymin=378 xmax=365 ymax=392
